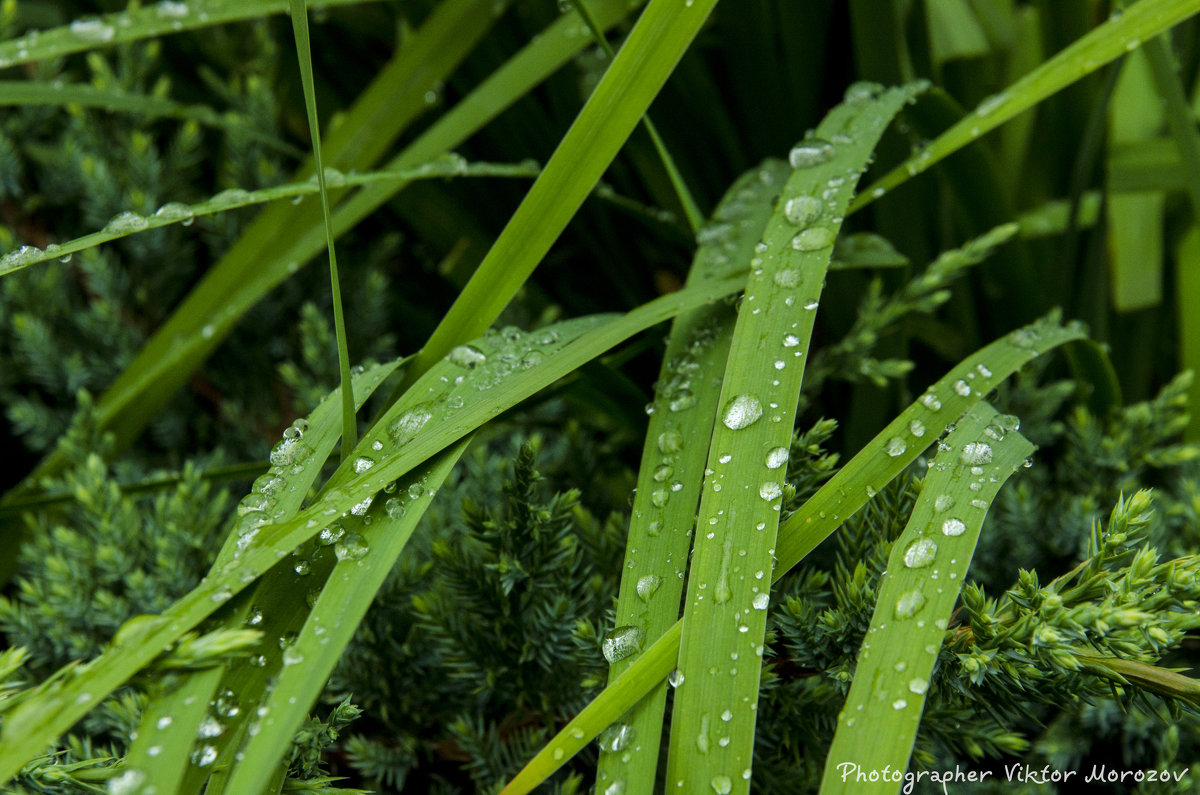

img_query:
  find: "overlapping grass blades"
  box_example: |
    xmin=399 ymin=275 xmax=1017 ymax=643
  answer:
xmin=819 ymin=403 xmax=1034 ymax=795
xmin=665 ymin=82 xmax=927 ymax=795
xmin=595 ymin=161 xmax=787 ymax=795
xmin=499 ymin=313 xmax=1086 ymax=795
xmin=848 ymin=0 xmax=1200 ymax=214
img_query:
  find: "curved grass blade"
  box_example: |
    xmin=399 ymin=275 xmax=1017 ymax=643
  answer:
xmin=848 ymin=0 xmax=1200 ymax=214
xmin=664 ymin=81 xmax=927 ymax=795
xmin=0 ymin=276 xmax=742 ymax=784
xmin=119 ymin=360 xmax=401 ymax=794
xmin=0 ymin=0 xmax=375 ymax=70
xmin=218 ymin=441 xmax=468 ymax=795
xmin=410 ymin=0 xmax=721 ymax=380
xmin=289 ymin=0 xmax=355 ymax=458
xmin=818 ymin=403 xmax=1034 ymax=795
xmin=498 ymin=314 xmax=1086 ymax=795
xmin=0 ymin=81 xmax=297 ymax=152
xmin=595 ymin=160 xmax=788 ymax=795
xmin=0 ymin=158 xmax=537 ymax=278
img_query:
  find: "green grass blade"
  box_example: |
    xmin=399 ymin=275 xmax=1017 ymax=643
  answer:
xmin=595 ymin=161 xmax=787 ymax=795
xmin=0 ymin=277 xmax=740 ymax=784
xmin=218 ymin=442 xmax=468 ymax=795
xmin=0 ymin=158 xmax=537 ymax=278
xmin=0 ymin=0 xmax=374 ymax=68
xmin=819 ymin=403 xmax=1034 ymax=794
xmin=1176 ymin=226 xmax=1200 ymax=441
xmin=498 ymin=314 xmax=1086 ymax=795
xmin=848 ymin=0 xmax=1200 ymax=214
xmin=664 ymin=82 xmax=926 ymax=795
xmin=289 ymin=0 xmax=355 ymax=458
xmin=1143 ymin=17 xmax=1200 ymax=219
xmin=410 ymin=0 xmax=720 ymax=381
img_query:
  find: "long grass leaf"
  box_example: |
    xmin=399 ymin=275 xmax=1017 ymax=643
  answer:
xmin=1143 ymin=18 xmax=1200 ymax=218
xmin=289 ymin=0 xmax=355 ymax=457
xmin=499 ymin=314 xmax=1085 ymax=795
xmin=1176 ymin=227 xmax=1200 ymax=440
xmin=819 ymin=403 xmax=1034 ymax=794
xmin=595 ymin=161 xmax=787 ymax=795
xmin=848 ymin=0 xmax=1200 ymax=214
xmin=411 ymin=0 xmax=720 ymax=380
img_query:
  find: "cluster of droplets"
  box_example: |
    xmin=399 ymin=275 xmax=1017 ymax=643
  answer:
xmin=232 ymin=419 xmax=307 ymax=554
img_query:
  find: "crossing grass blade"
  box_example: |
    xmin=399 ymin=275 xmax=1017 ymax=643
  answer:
xmin=0 ymin=273 xmax=743 ymax=785
xmin=0 ymin=158 xmax=538 ymax=278
xmin=0 ymin=0 xmax=375 ymax=69
xmin=848 ymin=0 xmax=1200 ymax=215
xmin=498 ymin=313 xmax=1086 ymax=795
xmin=409 ymin=0 xmax=721 ymax=381
xmin=664 ymin=82 xmax=927 ymax=795
xmin=594 ymin=160 xmax=787 ymax=795
xmin=289 ymin=0 xmax=355 ymax=458
xmin=819 ymin=402 xmax=1034 ymax=795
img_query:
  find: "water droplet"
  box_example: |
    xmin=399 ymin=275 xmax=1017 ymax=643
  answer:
xmin=197 ymin=716 xmax=224 ymax=738
xmin=752 ymin=592 xmax=770 ymax=610
xmin=658 ymin=430 xmax=683 ymax=454
xmin=791 ymin=227 xmax=835 ymax=251
xmin=773 ymin=268 xmax=802 ymax=288
xmin=784 ymin=195 xmax=823 ymax=226
xmin=921 ymin=393 xmax=942 ymax=411
xmin=953 ymin=379 xmax=971 ymax=397
xmin=764 ymin=446 xmax=789 ymax=469
xmin=759 ymin=481 xmax=783 ymax=501
xmin=602 ymin=625 xmax=645 ymax=663
xmin=711 ymin=774 xmax=733 ymax=795
xmin=960 ymin=442 xmax=993 ymax=465
xmin=722 ymin=394 xmax=763 ymax=430
xmin=334 ymin=533 xmax=369 ymax=562
xmin=909 ymin=420 xmax=926 ymax=438
xmin=669 ymin=668 xmax=685 ymax=687
xmin=788 ymin=138 xmax=835 ymax=168
xmin=782 ymin=333 xmax=801 ymax=347
xmin=892 ymin=699 xmax=908 ymax=710
xmin=636 ymin=574 xmax=662 ymax=601
xmin=389 ymin=403 xmax=433 ymax=445
xmin=155 ymin=1 xmax=190 ymax=18
xmin=885 ymin=437 xmax=907 ymax=457
xmin=70 ymin=18 xmax=116 ymax=42
xmin=903 ymin=538 xmax=937 ymax=568
xmin=282 ymin=646 xmax=304 ymax=666
xmin=895 ymin=588 xmax=927 ymax=618
xmin=934 ymin=495 xmax=954 ymax=513
xmin=384 ymin=498 xmax=406 ymax=519
xmin=908 ymin=678 xmax=929 ymax=695
xmin=975 ymin=92 xmax=1008 ymax=117
xmin=354 ymin=456 xmax=375 ymax=474
xmin=650 ymin=489 xmax=669 ymax=508
xmin=669 ymin=390 xmax=696 ymax=411
xmin=156 ymin=716 xmax=173 ymax=730
xmin=190 ymin=744 xmax=218 ymax=767
xmin=941 ymin=517 xmax=966 ymax=536
xmin=108 ymin=769 xmax=146 ymax=794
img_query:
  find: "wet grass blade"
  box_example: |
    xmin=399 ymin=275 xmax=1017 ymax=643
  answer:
xmin=499 ymin=314 xmax=1086 ymax=795
xmin=819 ymin=403 xmax=1034 ymax=794
xmin=411 ymin=0 xmax=721 ymax=380
xmin=595 ymin=161 xmax=787 ymax=795
xmin=849 ymin=0 xmax=1200 ymax=214
xmin=664 ymin=82 xmax=926 ymax=795
xmin=0 ymin=0 xmax=373 ymax=69
xmin=289 ymin=0 xmax=355 ymax=458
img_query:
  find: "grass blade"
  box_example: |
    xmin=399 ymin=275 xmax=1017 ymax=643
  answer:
xmin=595 ymin=160 xmax=787 ymax=795
xmin=499 ymin=314 xmax=1086 ymax=795
xmin=1176 ymin=227 xmax=1200 ymax=441
xmin=848 ymin=0 xmax=1200 ymax=214
xmin=410 ymin=0 xmax=720 ymax=380
xmin=289 ymin=0 xmax=355 ymax=458
xmin=819 ymin=403 xmax=1034 ymax=794
xmin=664 ymin=82 xmax=926 ymax=795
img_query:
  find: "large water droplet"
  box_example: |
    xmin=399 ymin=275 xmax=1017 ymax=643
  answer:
xmin=759 ymin=481 xmax=783 ymax=501
xmin=960 ymin=442 xmax=993 ymax=465
xmin=789 ymin=138 xmax=835 ymax=168
xmin=389 ymin=403 xmax=433 ymax=445
xmin=908 ymin=678 xmax=929 ymax=695
xmin=334 ymin=533 xmax=369 ymax=562
xmin=711 ymin=775 xmax=733 ymax=795
xmin=895 ymin=588 xmax=927 ymax=618
xmin=773 ymin=268 xmax=802 ymax=288
xmin=722 ymin=394 xmax=763 ymax=430
xmin=941 ymin=517 xmax=966 ymax=536
xmin=903 ymin=538 xmax=937 ymax=568
xmin=885 ymin=437 xmax=907 ymax=457
xmin=934 ymin=495 xmax=955 ymax=513
xmin=764 ymin=446 xmax=789 ymax=469
xmin=791 ymin=227 xmax=835 ymax=251
xmin=784 ymin=195 xmax=823 ymax=226
xmin=104 ymin=211 xmax=149 ymax=234
xmin=752 ymin=592 xmax=770 ymax=610
xmin=598 ymin=723 xmax=635 ymax=753
xmin=602 ymin=625 xmax=645 ymax=663
xmin=636 ymin=574 xmax=663 ymax=601
xmin=448 ymin=344 xmax=487 ymax=368
xmin=658 ymin=430 xmax=683 ymax=454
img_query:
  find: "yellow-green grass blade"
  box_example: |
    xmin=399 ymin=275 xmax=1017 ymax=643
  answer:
xmin=595 ymin=161 xmax=787 ymax=795
xmin=0 ymin=274 xmax=742 ymax=784
xmin=218 ymin=442 xmax=468 ymax=795
xmin=410 ymin=0 xmax=721 ymax=381
xmin=1143 ymin=9 xmax=1200 ymax=219
xmin=996 ymin=5 xmax=1043 ymax=200
xmin=0 ymin=158 xmax=537 ymax=278
xmin=924 ymin=0 xmax=990 ymax=64
xmin=0 ymin=0 xmax=374 ymax=69
xmin=498 ymin=314 xmax=1086 ymax=795
xmin=0 ymin=81 xmax=296 ymax=153
xmin=848 ymin=0 xmax=1200 ymax=214
xmin=819 ymin=403 xmax=1034 ymax=795
xmin=1176 ymin=227 xmax=1200 ymax=441
xmin=289 ymin=0 xmax=355 ymax=457
xmin=665 ymin=82 xmax=927 ymax=795
xmin=120 ymin=360 xmax=400 ymax=794
xmin=1107 ymin=48 xmax=1165 ymax=312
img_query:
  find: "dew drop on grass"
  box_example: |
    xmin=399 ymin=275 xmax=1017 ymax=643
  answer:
xmin=658 ymin=430 xmax=683 ymax=454
xmin=960 ymin=442 xmax=993 ymax=465
xmin=885 ymin=437 xmax=906 ymax=456
xmin=773 ymin=268 xmax=802 ymax=288
xmin=941 ymin=518 xmax=966 ymax=536
xmin=670 ymin=390 xmax=696 ymax=411
xmin=789 ymin=138 xmax=835 ymax=168
xmin=155 ymin=1 xmax=190 ymax=18
xmin=783 ymin=195 xmax=823 ymax=226
xmin=668 ymin=668 xmax=685 ymax=687
xmin=598 ymin=723 xmax=635 ymax=753
xmin=782 ymin=333 xmax=801 ymax=348
xmin=636 ymin=574 xmax=662 ymax=601
xmin=385 ymin=498 xmax=406 ymax=519
xmin=70 ymin=18 xmax=116 ymax=42
xmin=282 ymin=646 xmax=304 ymax=666
xmin=711 ymin=774 xmax=733 ymax=795
xmin=895 ymin=588 xmax=926 ymax=618
xmin=909 ymin=419 xmax=926 ymax=437
xmin=197 ymin=716 xmax=224 ymax=738
xmin=448 ymin=344 xmax=486 ymax=368
xmin=764 ymin=446 xmax=789 ymax=469
xmin=921 ymin=393 xmax=942 ymax=411
xmin=791 ymin=227 xmax=835 ymax=251
xmin=334 ymin=533 xmax=369 ymax=562
xmin=104 ymin=211 xmax=149 ymax=233
xmin=903 ymin=538 xmax=937 ymax=568
xmin=389 ymin=403 xmax=433 ymax=445
xmin=650 ymin=489 xmax=669 ymax=508
xmin=108 ymin=769 xmax=146 ymax=794
xmin=908 ymin=678 xmax=929 ymax=695
xmin=892 ymin=699 xmax=908 ymax=710
xmin=191 ymin=744 xmax=218 ymax=767
xmin=722 ymin=394 xmax=763 ymax=430
xmin=753 ymin=592 xmax=770 ymax=610
xmin=953 ymin=379 xmax=971 ymax=396
xmin=759 ymin=481 xmax=783 ymax=501
xmin=934 ymin=495 xmax=954 ymax=513
xmin=354 ymin=456 xmax=375 ymax=473
xmin=601 ymin=625 xmax=645 ymax=663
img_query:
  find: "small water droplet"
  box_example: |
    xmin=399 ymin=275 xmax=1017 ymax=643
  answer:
xmin=934 ymin=495 xmax=955 ymax=513
xmin=788 ymin=138 xmax=835 ymax=168
xmin=921 ymin=393 xmax=942 ymax=411
xmin=791 ymin=227 xmax=835 ymax=251
xmin=908 ymin=678 xmax=929 ymax=694
xmin=669 ymin=668 xmax=685 ymax=687
xmin=334 ymin=533 xmax=369 ymax=562
xmin=903 ymin=538 xmax=937 ymax=568
xmin=759 ymin=481 xmax=783 ymax=501
xmin=752 ymin=592 xmax=770 ymax=610
xmin=895 ymin=588 xmax=927 ymax=618
xmin=960 ymin=442 xmax=993 ymax=465
xmin=941 ymin=517 xmax=966 ymax=536
xmin=721 ymin=394 xmax=763 ymax=430
xmin=909 ymin=419 xmax=926 ymax=437
xmin=658 ymin=430 xmax=683 ymax=454
xmin=711 ymin=775 xmax=733 ymax=795
xmin=885 ymin=437 xmax=907 ymax=457
xmin=953 ymin=379 xmax=971 ymax=396
xmin=636 ymin=574 xmax=662 ymax=601
xmin=783 ymin=195 xmax=823 ymax=226
xmin=764 ymin=446 xmax=789 ymax=469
